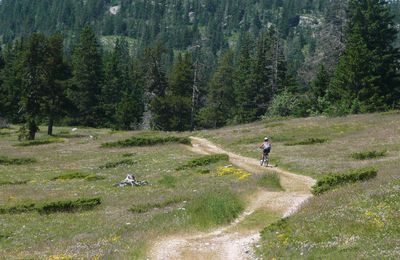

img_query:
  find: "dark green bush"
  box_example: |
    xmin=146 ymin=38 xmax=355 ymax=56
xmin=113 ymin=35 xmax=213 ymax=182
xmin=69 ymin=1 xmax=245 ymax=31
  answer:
xmin=260 ymin=218 xmax=288 ymax=239
xmin=0 ymin=198 xmax=101 ymax=214
xmin=0 ymin=180 xmax=29 ymax=186
xmin=176 ymin=154 xmax=229 ymax=170
xmin=0 ymin=203 xmax=36 ymax=214
xmin=15 ymin=138 xmax=64 ymax=147
xmin=99 ymin=159 xmax=137 ymax=169
xmin=52 ymin=172 xmax=105 ymax=181
xmin=101 ymin=135 xmax=191 ymax=148
xmin=285 ymin=138 xmax=328 ymax=146
xmin=312 ymin=168 xmax=378 ymax=195
xmin=0 ymin=155 xmax=37 ymax=165
xmin=351 ymin=150 xmax=387 ymax=160
xmin=37 ymin=198 xmax=101 ymax=214
xmin=130 ymin=197 xmax=185 ymax=214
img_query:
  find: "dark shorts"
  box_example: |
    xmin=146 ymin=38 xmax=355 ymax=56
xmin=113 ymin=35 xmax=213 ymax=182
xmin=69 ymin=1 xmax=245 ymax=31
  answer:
xmin=263 ymin=147 xmax=271 ymax=155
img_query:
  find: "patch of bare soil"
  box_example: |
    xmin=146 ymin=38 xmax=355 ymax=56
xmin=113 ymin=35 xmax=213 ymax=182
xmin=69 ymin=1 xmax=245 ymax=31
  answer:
xmin=149 ymin=137 xmax=316 ymax=260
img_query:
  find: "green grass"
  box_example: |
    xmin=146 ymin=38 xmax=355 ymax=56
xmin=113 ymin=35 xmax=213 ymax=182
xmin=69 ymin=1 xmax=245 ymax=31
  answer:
xmin=257 ymin=173 xmax=283 ymax=191
xmin=15 ymin=138 xmax=64 ymax=146
xmin=99 ymin=159 xmax=137 ymax=169
xmin=186 ymin=190 xmax=244 ymax=228
xmin=0 ymin=155 xmax=37 ymax=165
xmin=176 ymin=154 xmax=229 ymax=170
xmin=101 ymin=135 xmax=191 ymax=148
xmin=51 ymin=172 xmax=105 ymax=181
xmin=158 ymin=175 xmax=177 ymax=188
xmin=285 ymin=138 xmax=328 ymax=146
xmin=130 ymin=197 xmax=186 ymax=214
xmin=312 ymin=167 xmax=378 ymax=195
xmin=351 ymin=150 xmax=387 ymax=160
xmin=0 ymin=198 xmax=101 ymax=214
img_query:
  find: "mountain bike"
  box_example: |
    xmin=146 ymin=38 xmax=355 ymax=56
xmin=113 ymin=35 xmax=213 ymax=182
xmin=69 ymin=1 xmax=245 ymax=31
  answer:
xmin=260 ymin=152 xmax=269 ymax=167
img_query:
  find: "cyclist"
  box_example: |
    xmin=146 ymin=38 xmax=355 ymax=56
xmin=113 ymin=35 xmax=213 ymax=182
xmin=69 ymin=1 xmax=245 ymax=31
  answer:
xmin=259 ymin=137 xmax=271 ymax=165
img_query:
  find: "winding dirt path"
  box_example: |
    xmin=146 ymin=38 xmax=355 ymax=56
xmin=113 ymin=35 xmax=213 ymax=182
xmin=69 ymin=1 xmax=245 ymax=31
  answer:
xmin=149 ymin=137 xmax=316 ymax=260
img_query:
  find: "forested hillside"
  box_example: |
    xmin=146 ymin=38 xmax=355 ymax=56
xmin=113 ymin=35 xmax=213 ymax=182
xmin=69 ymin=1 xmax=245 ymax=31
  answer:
xmin=2 ymin=0 xmax=399 ymax=80
xmin=0 ymin=0 xmax=399 ymax=137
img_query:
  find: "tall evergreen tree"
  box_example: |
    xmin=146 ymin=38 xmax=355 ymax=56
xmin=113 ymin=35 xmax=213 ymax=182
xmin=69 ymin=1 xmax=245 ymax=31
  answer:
xmin=20 ymin=33 xmax=49 ymax=140
xmin=198 ymin=51 xmax=235 ymax=128
xmin=234 ymin=34 xmax=257 ymax=123
xmin=328 ymin=0 xmax=400 ymax=112
xmin=43 ymin=33 xmax=70 ymax=135
xmin=71 ymin=26 xmax=103 ymax=126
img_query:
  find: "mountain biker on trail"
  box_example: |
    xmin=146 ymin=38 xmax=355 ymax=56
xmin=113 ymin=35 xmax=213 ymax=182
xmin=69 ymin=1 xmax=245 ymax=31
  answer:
xmin=259 ymin=137 xmax=271 ymax=165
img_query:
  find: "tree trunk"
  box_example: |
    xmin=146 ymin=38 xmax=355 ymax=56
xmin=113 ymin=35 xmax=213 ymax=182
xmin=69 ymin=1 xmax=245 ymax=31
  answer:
xmin=28 ymin=119 xmax=37 ymax=140
xmin=48 ymin=117 xmax=54 ymax=136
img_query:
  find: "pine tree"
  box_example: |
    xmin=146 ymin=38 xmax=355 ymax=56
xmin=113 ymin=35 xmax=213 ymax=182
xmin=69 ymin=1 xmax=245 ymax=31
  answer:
xmin=328 ymin=0 xmax=400 ymax=112
xmin=20 ymin=33 xmax=49 ymax=140
xmin=71 ymin=26 xmax=103 ymax=126
xmin=234 ymin=33 xmax=257 ymax=123
xmin=43 ymin=33 xmax=70 ymax=135
xmin=309 ymin=64 xmax=330 ymax=113
xmin=150 ymin=53 xmax=194 ymax=131
xmin=198 ymin=51 xmax=235 ymax=128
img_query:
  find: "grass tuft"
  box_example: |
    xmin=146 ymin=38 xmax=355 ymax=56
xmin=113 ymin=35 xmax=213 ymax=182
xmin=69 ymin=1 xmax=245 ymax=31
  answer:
xmin=51 ymin=172 xmax=105 ymax=181
xmin=187 ymin=190 xmax=244 ymax=228
xmin=0 ymin=198 xmax=101 ymax=214
xmin=285 ymin=138 xmax=328 ymax=146
xmin=257 ymin=173 xmax=283 ymax=191
xmin=158 ymin=175 xmax=177 ymax=188
xmin=0 ymin=155 xmax=37 ymax=165
xmin=130 ymin=197 xmax=185 ymax=214
xmin=15 ymin=138 xmax=64 ymax=147
xmin=312 ymin=167 xmax=378 ymax=195
xmin=176 ymin=154 xmax=229 ymax=170
xmin=101 ymin=135 xmax=191 ymax=148
xmin=99 ymin=159 xmax=137 ymax=169
xmin=350 ymin=150 xmax=387 ymax=160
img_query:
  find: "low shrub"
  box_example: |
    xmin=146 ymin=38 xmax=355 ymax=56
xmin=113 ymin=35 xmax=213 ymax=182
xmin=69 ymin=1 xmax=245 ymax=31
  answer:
xmin=176 ymin=154 xmax=229 ymax=170
xmin=260 ymin=218 xmax=288 ymax=239
xmin=122 ymin=153 xmax=136 ymax=157
xmin=285 ymin=138 xmax=328 ymax=146
xmin=187 ymin=190 xmax=244 ymax=228
xmin=99 ymin=159 xmax=137 ymax=169
xmin=52 ymin=172 xmax=105 ymax=181
xmin=0 ymin=155 xmax=37 ymax=165
xmin=0 ymin=180 xmax=29 ymax=186
xmin=312 ymin=167 xmax=378 ymax=195
xmin=36 ymin=198 xmax=101 ymax=214
xmin=101 ymin=135 xmax=191 ymax=148
xmin=0 ymin=198 xmax=101 ymax=214
xmin=351 ymin=150 xmax=387 ymax=160
xmin=257 ymin=173 xmax=283 ymax=191
xmin=130 ymin=197 xmax=185 ymax=214
xmin=198 ymin=169 xmax=211 ymax=174
xmin=15 ymin=138 xmax=64 ymax=147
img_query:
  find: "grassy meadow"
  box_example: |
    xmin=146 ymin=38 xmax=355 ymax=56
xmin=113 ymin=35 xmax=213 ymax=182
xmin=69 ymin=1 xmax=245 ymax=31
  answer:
xmin=0 ymin=127 xmax=267 ymax=259
xmin=1 ymin=112 xmax=399 ymax=259
xmin=196 ymin=112 xmax=400 ymax=259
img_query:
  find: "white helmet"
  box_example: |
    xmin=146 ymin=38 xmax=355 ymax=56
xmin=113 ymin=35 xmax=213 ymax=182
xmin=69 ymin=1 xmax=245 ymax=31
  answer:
xmin=264 ymin=137 xmax=269 ymax=141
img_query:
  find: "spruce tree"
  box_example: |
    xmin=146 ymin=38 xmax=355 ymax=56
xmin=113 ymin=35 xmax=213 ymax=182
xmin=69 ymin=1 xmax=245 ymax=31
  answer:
xmin=234 ymin=34 xmax=257 ymax=123
xmin=43 ymin=33 xmax=69 ymax=135
xmin=328 ymin=0 xmax=400 ymax=112
xmin=71 ymin=26 xmax=103 ymax=126
xmin=20 ymin=33 xmax=49 ymax=140
xmin=198 ymin=51 xmax=235 ymax=128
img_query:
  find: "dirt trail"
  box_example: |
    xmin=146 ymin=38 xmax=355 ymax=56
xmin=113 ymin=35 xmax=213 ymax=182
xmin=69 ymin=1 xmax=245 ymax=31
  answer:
xmin=149 ymin=137 xmax=316 ymax=260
